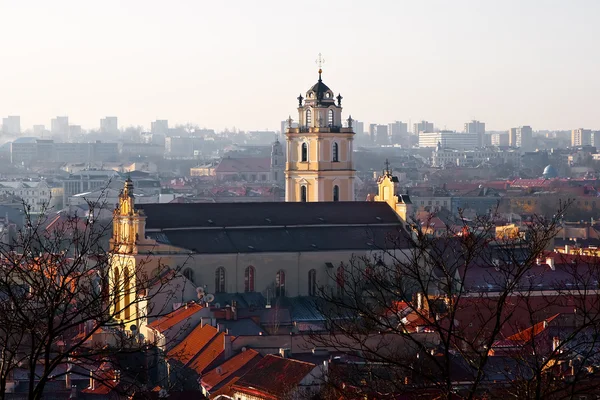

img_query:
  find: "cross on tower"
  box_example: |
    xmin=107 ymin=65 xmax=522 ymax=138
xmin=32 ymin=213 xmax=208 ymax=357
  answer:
xmin=384 ymin=159 xmax=391 ymax=173
xmin=315 ymin=53 xmax=325 ymax=78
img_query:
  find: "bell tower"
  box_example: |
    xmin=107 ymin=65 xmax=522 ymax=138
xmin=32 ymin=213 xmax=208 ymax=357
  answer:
xmin=285 ymin=56 xmax=356 ymax=202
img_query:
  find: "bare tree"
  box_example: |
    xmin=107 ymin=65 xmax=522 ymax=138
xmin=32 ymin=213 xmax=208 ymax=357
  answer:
xmin=310 ymin=203 xmax=600 ymax=399
xmin=0 ymin=188 xmax=185 ymax=399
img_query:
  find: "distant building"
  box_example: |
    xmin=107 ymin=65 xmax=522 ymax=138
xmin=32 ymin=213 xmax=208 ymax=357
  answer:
xmin=120 ymin=142 xmax=165 ymax=158
xmin=0 ymin=180 xmax=53 ymax=213
xmin=165 ymin=136 xmax=204 ymax=158
xmin=369 ymin=124 xmax=388 ymax=145
xmin=354 ymin=120 xmax=364 ymax=135
xmin=509 ymin=126 xmax=533 ymax=150
xmin=69 ymin=125 xmax=82 ymax=138
xmin=10 ymin=140 xmax=119 ymax=165
xmin=419 ymin=131 xmax=479 ymax=149
xmin=465 ymin=120 xmax=485 ymax=147
xmin=51 ymin=116 xmax=69 ymax=135
xmin=433 ymin=147 xmax=521 ymax=168
xmin=151 ymin=120 xmax=169 ymax=135
xmin=270 ymin=138 xmax=285 ymax=184
xmin=2 ymin=116 xmax=20 ymax=135
xmin=389 ymin=121 xmax=408 ymax=145
xmin=465 ymin=120 xmax=485 ymax=134
xmin=571 ymin=128 xmax=592 ymax=147
xmin=215 ymin=157 xmax=272 ymax=182
xmin=491 ymin=132 xmax=509 ymax=147
xmin=413 ymin=120 xmax=434 ymax=134
xmin=100 ymin=116 xmax=119 ymax=134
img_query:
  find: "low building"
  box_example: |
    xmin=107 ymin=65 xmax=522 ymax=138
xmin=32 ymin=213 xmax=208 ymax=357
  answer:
xmin=0 ymin=180 xmax=53 ymax=213
xmin=215 ymin=157 xmax=272 ymax=182
xmin=432 ymin=147 xmax=521 ymax=168
xmin=419 ymin=131 xmax=479 ymax=149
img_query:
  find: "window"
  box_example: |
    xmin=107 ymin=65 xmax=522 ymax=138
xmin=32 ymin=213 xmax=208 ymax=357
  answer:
xmin=306 ymin=109 xmax=312 ymax=125
xmin=215 ymin=267 xmax=226 ymax=293
xmin=328 ymin=109 xmax=334 ymax=126
xmin=276 ymin=270 xmax=286 ymax=297
xmin=114 ymin=267 xmax=120 ymax=313
xmin=124 ymin=269 xmax=131 ymax=319
xmin=183 ymin=268 xmax=194 ymax=284
xmin=261 ymin=174 xmax=267 ymax=181
xmin=301 ymin=185 xmax=307 ymax=202
xmin=308 ymin=269 xmax=317 ymax=296
xmin=336 ymin=266 xmax=345 ymax=297
xmin=332 ymin=142 xmax=339 ymax=162
xmin=333 ymin=185 xmax=340 ymax=202
xmin=245 ymin=266 xmax=255 ymax=292
xmin=301 ymin=142 xmax=308 ymax=162
xmin=274 ymin=172 xmax=278 ymax=181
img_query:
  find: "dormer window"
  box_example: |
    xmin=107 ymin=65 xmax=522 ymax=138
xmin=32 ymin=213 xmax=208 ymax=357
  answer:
xmin=308 ymin=92 xmax=314 ymax=98
xmin=326 ymin=92 xmax=332 ymax=98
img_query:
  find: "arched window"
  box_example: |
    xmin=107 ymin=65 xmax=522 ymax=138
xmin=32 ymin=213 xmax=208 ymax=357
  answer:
xmin=301 ymin=186 xmax=307 ymax=202
xmin=113 ymin=267 xmax=120 ymax=313
xmin=215 ymin=267 xmax=226 ymax=293
xmin=124 ymin=268 xmax=131 ymax=319
xmin=332 ymin=142 xmax=339 ymax=162
xmin=333 ymin=185 xmax=340 ymax=202
xmin=275 ymin=270 xmax=286 ymax=297
xmin=328 ymin=109 xmax=334 ymax=126
xmin=336 ymin=265 xmax=345 ymax=297
xmin=301 ymin=142 xmax=308 ymax=162
xmin=306 ymin=109 xmax=312 ymax=126
xmin=245 ymin=266 xmax=255 ymax=293
xmin=183 ymin=268 xmax=195 ymax=284
xmin=308 ymin=269 xmax=317 ymax=296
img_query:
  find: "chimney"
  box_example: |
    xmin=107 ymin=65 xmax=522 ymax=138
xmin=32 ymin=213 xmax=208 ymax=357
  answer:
xmin=546 ymin=257 xmax=555 ymax=270
xmin=279 ymin=348 xmax=291 ymax=358
xmin=224 ymin=336 xmax=232 ymax=359
xmin=225 ymin=306 xmax=232 ymax=321
xmin=65 ymin=372 xmax=71 ymax=389
xmin=232 ymin=300 xmax=237 ymax=321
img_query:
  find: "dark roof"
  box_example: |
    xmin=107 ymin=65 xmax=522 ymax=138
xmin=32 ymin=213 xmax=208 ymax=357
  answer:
xmin=148 ymin=225 xmax=408 ymax=254
xmin=233 ymin=354 xmax=316 ymax=397
xmin=139 ymin=201 xmax=400 ymax=230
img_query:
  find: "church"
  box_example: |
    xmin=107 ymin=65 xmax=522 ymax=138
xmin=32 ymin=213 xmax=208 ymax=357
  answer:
xmin=109 ymin=66 xmax=415 ymax=333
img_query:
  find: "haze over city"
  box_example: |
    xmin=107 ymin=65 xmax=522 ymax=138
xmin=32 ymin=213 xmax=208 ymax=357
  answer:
xmin=2 ymin=0 xmax=599 ymax=131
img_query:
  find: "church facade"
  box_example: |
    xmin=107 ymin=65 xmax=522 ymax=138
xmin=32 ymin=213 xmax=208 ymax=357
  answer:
xmin=108 ymin=66 xmax=412 ymax=334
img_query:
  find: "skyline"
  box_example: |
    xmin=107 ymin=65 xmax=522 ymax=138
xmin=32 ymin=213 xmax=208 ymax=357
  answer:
xmin=1 ymin=1 xmax=599 ymax=132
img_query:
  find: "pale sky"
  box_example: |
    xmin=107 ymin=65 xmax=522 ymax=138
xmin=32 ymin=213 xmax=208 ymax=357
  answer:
xmin=1 ymin=0 xmax=598 ymax=132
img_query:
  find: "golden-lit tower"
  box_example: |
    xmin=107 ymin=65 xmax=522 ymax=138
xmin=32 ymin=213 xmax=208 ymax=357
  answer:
xmin=285 ymin=55 xmax=356 ymax=202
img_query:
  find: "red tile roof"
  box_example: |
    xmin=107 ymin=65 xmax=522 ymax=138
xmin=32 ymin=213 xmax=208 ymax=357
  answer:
xmin=188 ymin=332 xmax=226 ymax=374
xmin=215 ymin=157 xmax=271 ymax=173
xmin=505 ymin=313 xmax=560 ymax=343
xmin=201 ymin=349 xmax=261 ymax=392
xmin=147 ymin=302 xmax=203 ymax=333
xmin=167 ymin=324 xmax=218 ymax=365
xmin=232 ymin=355 xmax=316 ymax=398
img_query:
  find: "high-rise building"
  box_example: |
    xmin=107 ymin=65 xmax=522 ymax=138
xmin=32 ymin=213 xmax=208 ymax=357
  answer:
xmin=413 ymin=120 xmax=434 ymax=134
xmin=571 ymin=128 xmax=592 ymax=147
xmin=51 ymin=116 xmax=69 ymax=136
xmin=151 ymin=120 xmax=169 ymax=135
xmin=508 ymin=128 xmax=518 ymax=147
xmin=100 ymin=117 xmax=119 ymax=134
xmin=69 ymin=125 xmax=82 ymax=138
xmin=2 ymin=116 xmax=20 ymax=135
xmin=354 ymin=121 xmax=364 ymax=135
xmin=389 ymin=121 xmax=408 ymax=145
xmin=285 ymin=66 xmax=355 ymax=202
xmin=516 ymin=126 xmax=533 ymax=151
xmin=491 ymin=132 xmax=509 ymax=147
xmin=464 ymin=120 xmax=485 ymax=134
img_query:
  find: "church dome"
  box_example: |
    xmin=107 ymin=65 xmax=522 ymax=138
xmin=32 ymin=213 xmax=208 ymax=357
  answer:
xmin=305 ymin=71 xmax=335 ymax=105
xmin=543 ymin=165 xmax=558 ymax=178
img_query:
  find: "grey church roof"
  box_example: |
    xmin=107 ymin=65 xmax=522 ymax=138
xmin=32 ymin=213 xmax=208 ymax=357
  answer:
xmin=139 ymin=201 xmax=401 ymax=230
xmin=140 ymin=202 xmax=410 ymax=254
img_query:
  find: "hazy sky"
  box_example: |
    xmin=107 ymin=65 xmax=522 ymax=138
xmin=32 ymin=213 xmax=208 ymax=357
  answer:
xmin=1 ymin=0 xmax=599 ymax=132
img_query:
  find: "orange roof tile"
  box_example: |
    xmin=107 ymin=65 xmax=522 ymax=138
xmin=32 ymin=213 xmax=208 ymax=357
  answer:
xmin=167 ymin=324 xmax=218 ymax=365
xmin=188 ymin=332 xmax=226 ymax=374
xmin=201 ymin=349 xmax=261 ymax=392
xmin=147 ymin=302 xmax=203 ymax=333
xmin=505 ymin=313 xmax=560 ymax=343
